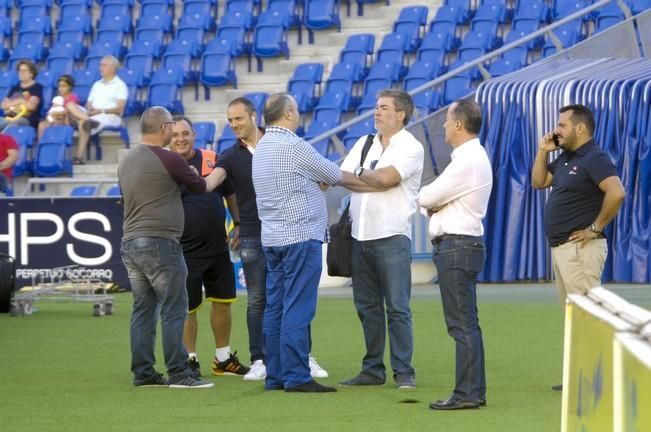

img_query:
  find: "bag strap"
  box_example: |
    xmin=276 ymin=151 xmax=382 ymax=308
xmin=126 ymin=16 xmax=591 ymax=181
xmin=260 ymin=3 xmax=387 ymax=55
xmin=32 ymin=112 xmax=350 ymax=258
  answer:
xmin=360 ymin=134 xmax=375 ymax=167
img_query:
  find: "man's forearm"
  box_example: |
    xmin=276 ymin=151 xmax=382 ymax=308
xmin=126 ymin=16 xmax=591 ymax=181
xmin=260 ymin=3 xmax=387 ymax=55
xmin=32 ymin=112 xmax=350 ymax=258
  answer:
xmin=204 ymin=167 xmax=227 ymax=192
xmin=339 ymin=172 xmax=389 ymax=193
xmin=531 ymin=150 xmax=550 ymax=189
xmin=594 ymin=189 xmax=625 ymax=230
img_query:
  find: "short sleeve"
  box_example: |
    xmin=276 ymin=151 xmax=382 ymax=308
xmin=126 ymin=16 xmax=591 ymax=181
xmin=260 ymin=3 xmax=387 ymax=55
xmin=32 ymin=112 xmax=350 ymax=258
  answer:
xmin=340 ymin=135 xmax=366 ymax=173
xmin=116 ymin=81 xmax=128 ymax=101
xmin=587 ymin=151 xmax=618 ymax=185
xmin=391 ymin=139 xmax=424 ymax=181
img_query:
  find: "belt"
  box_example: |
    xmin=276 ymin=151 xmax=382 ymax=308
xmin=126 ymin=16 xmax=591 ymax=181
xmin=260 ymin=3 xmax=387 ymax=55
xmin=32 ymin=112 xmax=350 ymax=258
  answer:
xmin=550 ymin=233 xmax=605 ymax=248
xmin=431 ymin=234 xmax=483 ymax=246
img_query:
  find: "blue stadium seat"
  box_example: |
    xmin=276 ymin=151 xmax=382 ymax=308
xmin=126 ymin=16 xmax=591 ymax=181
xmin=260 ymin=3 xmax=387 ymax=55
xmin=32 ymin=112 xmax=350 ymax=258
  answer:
xmin=193 ymin=121 xmax=216 ymax=149
xmin=553 ymin=0 xmax=589 ymax=19
xmin=393 ymin=6 xmax=429 ymax=53
xmin=71 ymin=69 xmax=99 ymax=105
xmin=137 ymin=4 xmax=174 ymax=34
xmin=220 ymin=10 xmax=255 ymax=31
xmin=9 ymin=43 xmax=42 ymax=68
xmin=339 ymin=33 xmax=375 ymax=81
xmin=630 ymin=0 xmax=651 ymax=15
xmin=442 ymin=75 xmax=473 ymax=105
xmin=58 ymin=4 xmax=92 ymax=34
xmin=410 ymin=88 xmax=441 ymax=116
xmin=511 ymin=18 xmax=543 ymax=48
xmin=125 ymin=53 xmax=154 ymax=86
xmin=287 ymin=63 xmax=324 ymax=113
xmin=343 ymin=117 xmax=374 ymax=149
xmin=322 ymin=67 xmax=357 ymax=111
xmin=97 ymin=5 xmax=132 ymax=33
xmin=267 ymin=0 xmax=301 ymax=31
xmin=133 ymin=29 xmax=165 ymax=58
xmin=243 ymin=92 xmax=268 ymax=118
xmin=162 ymin=53 xmax=195 ymax=85
xmin=46 ymin=55 xmax=75 ymax=81
xmin=217 ymin=124 xmax=237 ymax=152
xmin=404 ymin=59 xmax=443 ymax=89
xmin=303 ymin=118 xmax=337 ymax=157
xmin=117 ymin=69 xmax=144 ymax=115
xmin=70 ymin=185 xmax=97 ymax=196
xmin=445 ymin=0 xmax=474 ymax=21
xmin=488 ymin=57 xmax=521 ymax=77
xmin=304 ymin=0 xmax=341 ymax=43
xmin=200 ymin=52 xmax=238 ymax=99
xmin=86 ymin=41 xmax=124 ymax=70
xmin=147 ymin=82 xmax=184 ymax=113
xmin=106 ymin=184 xmax=121 ymax=196
xmin=376 ymin=32 xmax=409 ymax=78
xmin=167 ymin=31 xmax=203 ymax=59
xmin=417 ymin=31 xmax=452 ymax=65
xmin=253 ymin=24 xmax=289 ymax=71
xmin=594 ymin=7 xmax=626 ymax=33
xmin=16 ymin=31 xmax=49 ymax=60
xmin=513 ymin=0 xmax=549 ymax=22
xmin=3 ymin=125 xmax=36 ymax=177
xmin=50 ymin=31 xmax=87 ymax=60
xmin=541 ymin=20 xmax=584 ymax=57
xmin=33 ymin=125 xmax=74 ymax=177
xmin=500 ymin=30 xmax=530 ymax=65
xmin=212 ymin=26 xmax=250 ymax=58
xmin=181 ymin=0 xmax=216 ymax=32
xmin=0 ymin=69 xmax=16 ymax=102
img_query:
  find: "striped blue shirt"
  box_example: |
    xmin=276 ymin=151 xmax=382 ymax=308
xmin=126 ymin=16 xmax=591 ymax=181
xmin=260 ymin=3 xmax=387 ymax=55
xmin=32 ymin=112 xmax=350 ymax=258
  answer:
xmin=252 ymin=126 xmax=343 ymax=247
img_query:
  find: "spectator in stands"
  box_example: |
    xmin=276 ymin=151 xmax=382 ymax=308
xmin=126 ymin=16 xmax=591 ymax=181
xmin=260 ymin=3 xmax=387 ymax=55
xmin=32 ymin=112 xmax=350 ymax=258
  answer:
xmin=0 ymin=133 xmax=18 ymax=194
xmin=74 ymin=55 xmax=127 ymax=165
xmin=531 ymin=104 xmax=625 ymax=391
xmin=168 ymin=115 xmax=250 ymax=380
xmin=251 ymin=93 xmax=341 ymax=393
xmin=338 ymin=89 xmax=423 ymax=390
xmin=418 ymin=100 xmax=492 ymax=410
xmin=204 ymin=97 xmax=331 ymax=382
xmin=118 ymin=106 xmax=226 ymax=389
xmin=0 ymin=60 xmax=43 ymax=132
xmin=37 ymin=75 xmax=83 ymax=140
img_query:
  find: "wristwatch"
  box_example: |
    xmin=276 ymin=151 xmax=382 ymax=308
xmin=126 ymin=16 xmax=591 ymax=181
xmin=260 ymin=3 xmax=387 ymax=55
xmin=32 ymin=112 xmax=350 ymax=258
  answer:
xmin=354 ymin=167 xmax=364 ymax=177
xmin=589 ymin=223 xmax=603 ymax=234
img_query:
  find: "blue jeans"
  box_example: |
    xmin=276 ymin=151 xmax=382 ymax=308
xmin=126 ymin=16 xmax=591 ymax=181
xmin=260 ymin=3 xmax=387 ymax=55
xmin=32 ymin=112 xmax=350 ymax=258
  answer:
xmin=432 ymin=235 xmax=487 ymax=401
xmin=263 ymin=240 xmax=322 ymax=389
xmin=351 ymin=235 xmax=415 ymax=382
xmin=240 ymin=236 xmax=267 ymax=362
xmin=121 ymin=237 xmax=192 ymax=384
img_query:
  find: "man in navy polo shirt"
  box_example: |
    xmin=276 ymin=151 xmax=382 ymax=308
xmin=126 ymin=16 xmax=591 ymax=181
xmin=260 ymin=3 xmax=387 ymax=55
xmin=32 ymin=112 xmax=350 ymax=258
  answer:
xmin=531 ymin=104 xmax=625 ymax=390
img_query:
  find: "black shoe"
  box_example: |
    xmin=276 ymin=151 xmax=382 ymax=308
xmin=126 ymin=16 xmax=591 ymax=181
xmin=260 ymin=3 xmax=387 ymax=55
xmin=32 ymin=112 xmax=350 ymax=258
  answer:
xmin=479 ymin=398 xmax=486 ymax=406
xmin=552 ymin=384 xmax=562 ymax=391
xmin=339 ymin=372 xmax=385 ymax=386
xmin=211 ymin=351 xmax=250 ymax=376
xmin=188 ymin=357 xmax=201 ymax=379
xmin=285 ymin=380 xmax=337 ymax=393
xmin=82 ymin=119 xmax=100 ymax=131
xmin=429 ymin=397 xmax=480 ymax=410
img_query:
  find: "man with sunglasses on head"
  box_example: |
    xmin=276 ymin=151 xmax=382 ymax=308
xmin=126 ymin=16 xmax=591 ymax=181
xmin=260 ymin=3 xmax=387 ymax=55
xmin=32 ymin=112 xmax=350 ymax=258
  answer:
xmin=118 ymin=107 xmax=225 ymax=389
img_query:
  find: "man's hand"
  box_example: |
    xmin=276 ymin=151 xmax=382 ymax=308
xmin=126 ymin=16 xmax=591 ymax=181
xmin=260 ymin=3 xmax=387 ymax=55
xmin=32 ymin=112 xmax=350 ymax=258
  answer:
xmin=569 ymin=228 xmax=599 ymax=247
xmin=538 ymin=132 xmax=558 ymax=154
xmin=229 ymin=226 xmax=240 ymax=250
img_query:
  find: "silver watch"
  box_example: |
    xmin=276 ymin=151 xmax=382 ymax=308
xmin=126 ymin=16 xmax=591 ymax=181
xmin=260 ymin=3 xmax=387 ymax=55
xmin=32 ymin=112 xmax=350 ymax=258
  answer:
xmin=589 ymin=223 xmax=602 ymax=234
xmin=354 ymin=167 xmax=364 ymax=177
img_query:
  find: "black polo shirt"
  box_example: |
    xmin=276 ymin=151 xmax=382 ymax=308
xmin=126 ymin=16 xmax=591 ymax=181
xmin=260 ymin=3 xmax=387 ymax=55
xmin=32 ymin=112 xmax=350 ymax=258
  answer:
xmin=216 ymin=129 xmax=264 ymax=238
xmin=180 ymin=149 xmax=235 ymax=258
xmin=544 ymin=140 xmax=618 ymax=246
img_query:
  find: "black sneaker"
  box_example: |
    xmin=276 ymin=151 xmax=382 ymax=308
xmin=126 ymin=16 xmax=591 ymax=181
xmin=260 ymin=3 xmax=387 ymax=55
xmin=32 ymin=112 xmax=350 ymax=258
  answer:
xmin=211 ymin=351 xmax=250 ymax=376
xmin=135 ymin=372 xmax=168 ymax=388
xmin=188 ymin=357 xmax=201 ymax=378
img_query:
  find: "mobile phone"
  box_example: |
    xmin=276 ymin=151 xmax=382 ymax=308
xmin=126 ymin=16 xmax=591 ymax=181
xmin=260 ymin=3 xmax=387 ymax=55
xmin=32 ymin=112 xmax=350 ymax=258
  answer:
xmin=552 ymin=133 xmax=560 ymax=147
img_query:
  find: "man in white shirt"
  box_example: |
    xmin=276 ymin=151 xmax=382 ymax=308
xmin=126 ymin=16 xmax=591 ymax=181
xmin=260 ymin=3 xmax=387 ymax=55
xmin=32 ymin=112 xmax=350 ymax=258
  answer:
xmin=418 ymin=100 xmax=493 ymax=410
xmin=73 ymin=55 xmax=128 ymax=165
xmin=339 ymin=89 xmax=424 ymax=389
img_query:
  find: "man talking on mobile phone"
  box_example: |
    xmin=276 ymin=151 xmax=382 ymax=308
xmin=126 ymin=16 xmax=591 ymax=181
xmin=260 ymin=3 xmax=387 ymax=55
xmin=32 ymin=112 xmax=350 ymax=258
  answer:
xmin=531 ymin=104 xmax=625 ymax=391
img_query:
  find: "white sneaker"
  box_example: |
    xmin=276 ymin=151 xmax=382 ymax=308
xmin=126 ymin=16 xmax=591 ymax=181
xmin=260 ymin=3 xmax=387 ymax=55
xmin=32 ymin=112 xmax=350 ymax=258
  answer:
xmin=309 ymin=355 xmax=329 ymax=378
xmin=243 ymin=360 xmax=266 ymax=381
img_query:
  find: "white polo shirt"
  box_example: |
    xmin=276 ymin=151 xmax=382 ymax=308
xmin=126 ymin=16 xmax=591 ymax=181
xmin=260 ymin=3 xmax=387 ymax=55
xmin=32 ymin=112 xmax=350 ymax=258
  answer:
xmin=418 ymin=138 xmax=493 ymax=238
xmin=87 ymin=76 xmax=128 ymax=110
xmin=341 ymin=129 xmax=424 ymax=241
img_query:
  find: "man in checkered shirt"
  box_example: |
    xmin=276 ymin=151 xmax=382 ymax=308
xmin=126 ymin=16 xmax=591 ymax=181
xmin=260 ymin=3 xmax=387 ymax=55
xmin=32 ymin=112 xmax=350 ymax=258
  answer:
xmin=252 ymin=93 xmax=342 ymax=393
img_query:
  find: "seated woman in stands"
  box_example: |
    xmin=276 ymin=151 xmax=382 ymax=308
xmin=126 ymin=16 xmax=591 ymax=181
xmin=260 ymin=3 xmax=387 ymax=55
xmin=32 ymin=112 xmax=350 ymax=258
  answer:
xmin=0 ymin=60 xmax=43 ymax=132
xmin=38 ymin=75 xmax=86 ymax=140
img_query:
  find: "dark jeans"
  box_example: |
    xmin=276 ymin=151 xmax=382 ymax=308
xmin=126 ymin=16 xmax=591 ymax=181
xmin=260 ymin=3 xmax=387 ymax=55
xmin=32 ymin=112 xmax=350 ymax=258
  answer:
xmin=120 ymin=237 xmax=192 ymax=384
xmin=432 ymin=235 xmax=487 ymax=401
xmin=351 ymin=235 xmax=415 ymax=382
xmin=240 ymin=236 xmax=267 ymax=362
xmin=263 ymin=240 xmax=322 ymax=389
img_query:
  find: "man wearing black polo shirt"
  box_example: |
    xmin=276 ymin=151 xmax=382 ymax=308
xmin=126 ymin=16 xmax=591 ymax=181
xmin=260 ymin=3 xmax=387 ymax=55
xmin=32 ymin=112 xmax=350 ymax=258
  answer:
xmin=532 ymin=104 xmax=625 ymax=389
xmin=170 ymin=116 xmax=250 ymax=379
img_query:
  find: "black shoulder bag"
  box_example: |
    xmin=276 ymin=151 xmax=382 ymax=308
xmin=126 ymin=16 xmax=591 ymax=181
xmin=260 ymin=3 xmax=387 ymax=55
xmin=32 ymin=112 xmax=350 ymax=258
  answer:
xmin=327 ymin=134 xmax=375 ymax=277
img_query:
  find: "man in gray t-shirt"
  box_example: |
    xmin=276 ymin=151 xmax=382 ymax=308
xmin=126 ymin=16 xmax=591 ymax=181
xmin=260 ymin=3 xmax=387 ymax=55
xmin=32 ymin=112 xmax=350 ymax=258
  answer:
xmin=118 ymin=106 xmax=224 ymax=389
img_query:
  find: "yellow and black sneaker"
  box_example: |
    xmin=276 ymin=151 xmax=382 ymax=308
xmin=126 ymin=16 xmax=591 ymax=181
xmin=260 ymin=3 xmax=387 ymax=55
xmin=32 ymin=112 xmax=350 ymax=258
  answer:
xmin=211 ymin=351 xmax=250 ymax=376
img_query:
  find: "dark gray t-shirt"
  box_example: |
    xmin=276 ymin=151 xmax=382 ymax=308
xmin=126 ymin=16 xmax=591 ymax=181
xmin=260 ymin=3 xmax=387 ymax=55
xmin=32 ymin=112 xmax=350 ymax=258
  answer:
xmin=119 ymin=144 xmax=207 ymax=242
